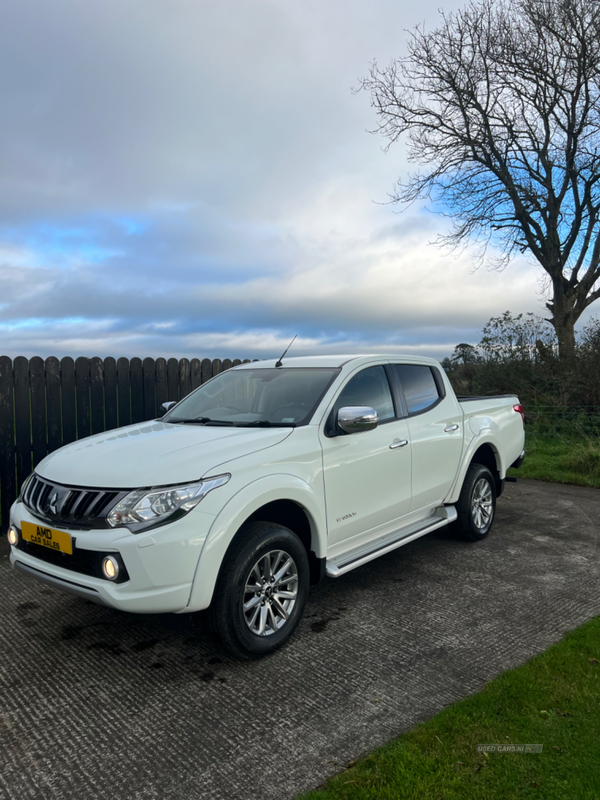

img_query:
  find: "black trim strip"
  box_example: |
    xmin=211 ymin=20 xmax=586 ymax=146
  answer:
xmin=384 ymin=364 xmax=408 ymax=419
xmin=457 ymin=395 xmax=518 ymax=402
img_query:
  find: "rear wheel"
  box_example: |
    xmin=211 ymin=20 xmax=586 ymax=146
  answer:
xmin=455 ymin=463 xmax=496 ymax=541
xmin=210 ymin=521 xmax=310 ymax=659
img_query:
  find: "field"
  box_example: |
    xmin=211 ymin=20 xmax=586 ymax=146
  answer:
xmin=508 ymin=424 xmax=600 ymax=489
xmin=299 ymin=602 xmax=600 ymax=800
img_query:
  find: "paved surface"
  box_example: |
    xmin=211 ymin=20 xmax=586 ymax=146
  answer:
xmin=1 ymin=478 xmax=599 ymax=800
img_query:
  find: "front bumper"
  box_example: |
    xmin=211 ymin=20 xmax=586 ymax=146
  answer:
xmin=8 ymin=501 xmax=217 ymax=614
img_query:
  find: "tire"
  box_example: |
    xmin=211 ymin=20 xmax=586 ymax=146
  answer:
xmin=209 ymin=521 xmax=310 ymax=659
xmin=455 ymin=463 xmax=496 ymax=541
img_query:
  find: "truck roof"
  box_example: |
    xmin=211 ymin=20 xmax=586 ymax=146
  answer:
xmin=233 ymin=354 xmax=443 ymax=369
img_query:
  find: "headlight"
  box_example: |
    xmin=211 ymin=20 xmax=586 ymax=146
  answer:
xmin=107 ymin=475 xmax=230 ymax=531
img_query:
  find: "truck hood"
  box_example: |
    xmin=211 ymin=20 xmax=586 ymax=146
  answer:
xmin=35 ymin=421 xmax=293 ymax=488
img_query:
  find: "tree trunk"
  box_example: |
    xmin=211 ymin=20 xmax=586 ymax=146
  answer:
xmin=549 ymin=292 xmax=576 ymax=363
xmin=552 ymin=318 xmax=577 ymax=363
xmin=547 ymin=274 xmax=579 ymax=363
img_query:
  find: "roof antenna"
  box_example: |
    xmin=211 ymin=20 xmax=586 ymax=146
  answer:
xmin=275 ymin=335 xmax=297 ymax=368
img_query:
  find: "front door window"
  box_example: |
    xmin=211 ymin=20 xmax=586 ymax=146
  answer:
xmin=333 ymin=365 xmax=395 ymax=424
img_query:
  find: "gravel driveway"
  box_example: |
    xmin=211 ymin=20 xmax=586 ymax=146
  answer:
xmin=1 ymin=478 xmax=599 ymax=800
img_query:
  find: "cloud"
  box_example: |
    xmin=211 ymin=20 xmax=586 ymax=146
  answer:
xmin=0 ymin=0 xmax=571 ymax=361
xmin=0 ymin=217 xmax=545 ymax=359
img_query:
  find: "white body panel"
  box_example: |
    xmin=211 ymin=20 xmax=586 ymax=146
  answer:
xmin=11 ymin=501 xmax=215 ymax=613
xmin=445 ymin=396 xmax=525 ymax=503
xmin=9 ymin=354 xmax=525 ymax=613
xmin=320 ymin=416 xmax=412 ymax=554
xmin=406 ymin=379 xmax=465 ymax=512
xmin=35 ymin=420 xmax=292 ymax=487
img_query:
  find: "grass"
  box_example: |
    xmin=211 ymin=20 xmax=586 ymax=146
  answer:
xmin=507 ymin=426 xmax=600 ymax=488
xmin=298 ymin=616 xmax=600 ymax=800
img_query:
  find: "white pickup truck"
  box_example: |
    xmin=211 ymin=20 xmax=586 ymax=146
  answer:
xmin=8 ymin=355 xmax=525 ymax=657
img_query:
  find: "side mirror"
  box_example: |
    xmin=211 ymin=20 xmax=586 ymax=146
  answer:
xmin=337 ymin=406 xmax=378 ymax=434
xmin=158 ymin=401 xmax=177 ymax=417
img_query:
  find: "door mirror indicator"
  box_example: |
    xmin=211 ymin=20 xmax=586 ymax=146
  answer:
xmin=337 ymin=406 xmax=379 ymax=434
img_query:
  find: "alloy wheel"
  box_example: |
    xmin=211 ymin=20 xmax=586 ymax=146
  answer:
xmin=471 ymin=477 xmax=493 ymax=530
xmin=242 ymin=550 xmax=298 ymax=636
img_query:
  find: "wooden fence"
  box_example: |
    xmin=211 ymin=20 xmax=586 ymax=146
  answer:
xmin=0 ymin=355 xmax=251 ymax=533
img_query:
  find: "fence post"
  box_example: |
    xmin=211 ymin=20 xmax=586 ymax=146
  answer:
xmin=143 ymin=357 xmax=157 ymax=420
xmin=90 ymin=356 xmax=105 ymax=435
xmin=46 ymin=357 xmax=61 ymax=452
xmin=155 ymin=357 xmax=168 ymax=411
xmin=130 ymin=358 xmax=144 ymax=423
xmin=14 ymin=356 xmax=32 ymax=491
xmin=201 ymin=358 xmax=212 ymax=385
xmin=75 ymin=356 xmax=91 ymax=440
xmin=61 ymin=357 xmax=76 ymax=445
xmin=104 ymin=357 xmax=118 ymax=431
xmin=167 ymin=358 xmax=179 ymax=402
xmin=191 ymin=358 xmax=202 ymax=391
xmin=30 ymin=356 xmax=47 ymax=469
xmin=0 ymin=357 xmax=15 ymax=533
xmin=117 ymin=357 xmax=131 ymax=427
xmin=179 ymin=358 xmax=191 ymax=398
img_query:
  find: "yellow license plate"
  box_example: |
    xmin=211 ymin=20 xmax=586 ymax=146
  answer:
xmin=21 ymin=521 xmax=73 ymax=555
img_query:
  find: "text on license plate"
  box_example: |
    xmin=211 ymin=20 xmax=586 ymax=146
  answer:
xmin=21 ymin=521 xmax=73 ymax=555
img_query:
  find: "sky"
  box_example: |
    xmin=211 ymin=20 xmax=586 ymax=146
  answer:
xmin=0 ymin=0 xmax=579 ymax=361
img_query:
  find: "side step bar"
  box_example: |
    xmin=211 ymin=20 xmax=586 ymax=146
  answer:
xmin=326 ymin=506 xmax=457 ymax=578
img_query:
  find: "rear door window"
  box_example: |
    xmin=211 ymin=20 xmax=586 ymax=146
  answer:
xmin=392 ymin=365 xmax=441 ymax=415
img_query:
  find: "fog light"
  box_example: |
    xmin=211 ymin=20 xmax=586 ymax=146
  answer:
xmin=102 ymin=555 xmax=120 ymax=581
xmin=7 ymin=526 xmax=19 ymax=546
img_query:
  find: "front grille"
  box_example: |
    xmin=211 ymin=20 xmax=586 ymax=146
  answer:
xmin=22 ymin=474 xmax=129 ymax=530
xmin=15 ymin=538 xmax=129 ymax=583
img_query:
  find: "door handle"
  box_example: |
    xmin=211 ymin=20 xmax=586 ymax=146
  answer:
xmin=444 ymin=424 xmax=459 ymax=432
xmin=389 ymin=439 xmax=408 ymax=449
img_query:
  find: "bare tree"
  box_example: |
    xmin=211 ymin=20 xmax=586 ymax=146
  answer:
xmin=360 ymin=0 xmax=600 ymax=361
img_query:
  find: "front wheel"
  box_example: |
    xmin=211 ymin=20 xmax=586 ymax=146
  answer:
xmin=455 ymin=463 xmax=496 ymax=541
xmin=209 ymin=521 xmax=310 ymax=659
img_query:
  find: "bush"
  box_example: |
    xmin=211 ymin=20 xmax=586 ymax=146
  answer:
xmin=562 ymin=442 xmax=600 ymax=478
xmin=446 ymin=312 xmax=600 ymax=434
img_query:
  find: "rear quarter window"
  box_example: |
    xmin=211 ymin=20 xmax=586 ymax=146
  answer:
xmin=392 ymin=364 xmax=442 ymax=415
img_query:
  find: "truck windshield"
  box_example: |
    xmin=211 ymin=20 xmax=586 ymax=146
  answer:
xmin=165 ymin=367 xmax=339 ymax=427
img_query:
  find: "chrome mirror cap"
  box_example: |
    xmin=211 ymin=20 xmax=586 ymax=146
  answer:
xmin=337 ymin=406 xmax=378 ymax=434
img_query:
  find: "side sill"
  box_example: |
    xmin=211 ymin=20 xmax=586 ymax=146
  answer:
xmin=326 ymin=506 xmax=457 ymax=578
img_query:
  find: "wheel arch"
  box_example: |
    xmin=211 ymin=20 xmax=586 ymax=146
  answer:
xmin=186 ymin=475 xmax=326 ymax=611
xmin=447 ymin=438 xmax=504 ymax=504
xmin=470 ymin=443 xmax=503 ymax=495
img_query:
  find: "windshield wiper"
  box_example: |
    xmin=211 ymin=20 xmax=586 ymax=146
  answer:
xmin=169 ymin=417 xmax=238 ymax=426
xmin=169 ymin=418 xmax=295 ymax=428
xmin=169 ymin=417 xmax=213 ymax=424
xmin=238 ymin=420 xmax=297 ymax=427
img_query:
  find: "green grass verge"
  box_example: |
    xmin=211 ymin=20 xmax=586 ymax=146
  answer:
xmin=508 ymin=429 xmax=600 ymax=488
xmin=298 ymin=617 xmax=600 ymax=800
